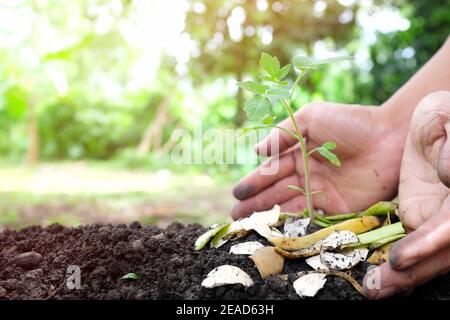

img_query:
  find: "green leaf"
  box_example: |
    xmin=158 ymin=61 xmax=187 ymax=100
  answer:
xmin=4 ymin=86 xmax=27 ymax=119
xmin=294 ymin=55 xmax=353 ymax=69
xmin=121 ymin=273 xmax=140 ymax=280
xmin=277 ymin=64 xmax=291 ymax=80
xmin=195 ymin=224 xmax=229 ymax=250
xmin=266 ymin=85 xmax=290 ymax=100
xmin=262 ymin=116 xmax=277 ymax=125
xmin=318 ymin=147 xmax=341 ymax=167
xmin=210 ymin=223 xmax=231 ymax=248
xmin=241 ymin=127 xmax=256 ymax=135
xmin=322 ymin=141 xmax=337 ymax=150
xmin=244 ymin=97 xmax=271 ymax=121
xmin=237 ymin=81 xmax=268 ymax=94
xmin=260 ymin=52 xmax=280 ymax=79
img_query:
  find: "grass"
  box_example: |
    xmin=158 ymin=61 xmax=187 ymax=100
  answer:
xmin=0 ymin=161 xmax=236 ymax=229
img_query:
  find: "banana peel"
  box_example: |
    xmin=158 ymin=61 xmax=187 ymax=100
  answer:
xmin=271 ymin=216 xmax=380 ymax=251
xmin=367 ymin=241 xmax=397 ymax=265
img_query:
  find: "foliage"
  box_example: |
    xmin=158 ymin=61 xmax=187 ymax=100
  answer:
xmin=184 ymin=0 xmax=356 ymax=124
xmin=238 ymin=52 xmax=348 ymax=218
xmin=0 ymin=0 xmax=448 ymax=172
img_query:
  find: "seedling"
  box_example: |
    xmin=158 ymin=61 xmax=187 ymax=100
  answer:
xmin=238 ymin=53 xmax=351 ymax=225
xmin=121 ymin=272 xmax=140 ymax=280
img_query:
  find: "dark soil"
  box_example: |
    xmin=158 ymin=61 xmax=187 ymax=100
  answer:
xmin=0 ymin=222 xmax=448 ymax=300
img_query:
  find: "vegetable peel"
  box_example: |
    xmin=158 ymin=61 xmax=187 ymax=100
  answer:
xmin=250 ymin=246 xmax=285 ymax=279
xmin=271 ymin=216 xmax=380 ymax=251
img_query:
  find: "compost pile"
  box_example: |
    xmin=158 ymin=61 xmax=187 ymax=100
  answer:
xmin=0 ymin=213 xmax=449 ymax=299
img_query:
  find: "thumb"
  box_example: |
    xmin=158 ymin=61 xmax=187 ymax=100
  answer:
xmin=437 ymin=123 xmax=450 ymax=188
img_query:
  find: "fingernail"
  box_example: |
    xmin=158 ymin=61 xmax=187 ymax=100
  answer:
xmin=389 ymin=241 xmax=415 ymax=270
xmin=233 ymin=184 xmax=254 ymax=200
xmin=388 ymin=242 xmax=403 ymax=269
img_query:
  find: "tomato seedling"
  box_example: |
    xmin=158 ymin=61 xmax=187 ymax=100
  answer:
xmin=237 ymin=52 xmax=351 ymax=224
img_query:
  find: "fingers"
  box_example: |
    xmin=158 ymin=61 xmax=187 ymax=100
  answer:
xmin=279 ymin=196 xmax=307 ymax=212
xmin=363 ymin=246 xmax=450 ymax=299
xmin=276 ymin=174 xmax=349 ymax=214
xmin=231 ymin=175 xmax=301 ymax=220
xmin=389 ymin=204 xmax=450 ymax=270
xmin=255 ymin=106 xmax=311 ymax=157
xmin=438 ymin=123 xmax=450 ymax=188
xmin=233 ymin=149 xmax=298 ymax=201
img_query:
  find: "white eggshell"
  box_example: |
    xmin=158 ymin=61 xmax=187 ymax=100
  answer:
xmin=201 ymin=265 xmax=254 ymax=288
xmin=229 ymin=241 xmax=264 ymax=255
xmin=293 ymin=273 xmax=327 ymax=298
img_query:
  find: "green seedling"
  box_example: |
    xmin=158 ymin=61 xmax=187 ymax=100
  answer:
xmin=238 ymin=53 xmax=351 ymax=225
xmin=121 ymin=272 xmax=140 ymax=280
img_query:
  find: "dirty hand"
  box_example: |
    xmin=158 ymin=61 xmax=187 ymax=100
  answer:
xmin=231 ymin=102 xmax=403 ymax=219
xmin=364 ymin=91 xmax=450 ymax=299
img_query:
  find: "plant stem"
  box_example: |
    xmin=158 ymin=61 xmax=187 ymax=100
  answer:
xmin=325 ymin=201 xmax=397 ymax=222
xmin=359 ymin=201 xmax=397 ymax=217
xmin=325 ymin=213 xmax=358 ymax=221
xmin=282 ymin=98 xmax=314 ymax=223
xmin=368 ymin=234 xmax=405 ymax=250
xmin=282 ymin=70 xmax=317 ymax=225
xmin=357 ymin=222 xmax=405 ymax=245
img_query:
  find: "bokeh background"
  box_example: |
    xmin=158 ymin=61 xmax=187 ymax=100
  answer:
xmin=0 ymin=0 xmax=448 ymax=229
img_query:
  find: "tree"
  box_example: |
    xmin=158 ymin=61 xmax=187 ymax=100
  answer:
xmin=364 ymin=0 xmax=450 ymax=104
xmin=183 ymin=0 xmax=356 ymax=125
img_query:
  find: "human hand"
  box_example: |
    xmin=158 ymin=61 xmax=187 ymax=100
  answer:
xmin=231 ymin=102 xmax=403 ymax=219
xmin=364 ymin=91 xmax=450 ymax=299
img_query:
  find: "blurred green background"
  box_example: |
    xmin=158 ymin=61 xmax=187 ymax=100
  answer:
xmin=0 ymin=0 xmax=448 ymax=229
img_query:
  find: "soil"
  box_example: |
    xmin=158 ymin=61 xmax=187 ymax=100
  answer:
xmin=0 ymin=222 xmax=448 ymax=300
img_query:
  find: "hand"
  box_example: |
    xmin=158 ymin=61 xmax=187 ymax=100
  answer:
xmin=231 ymin=102 xmax=403 ymax=219
xmin=364 ymin=91 xmax=450 ymax=299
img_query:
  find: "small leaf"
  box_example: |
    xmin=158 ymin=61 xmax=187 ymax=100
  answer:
xmin=237 ymin=81 xmax=268 ymax=94
xmin=121 ymin=273 xmax=140 ymax=280
xmin=266 ymin=85 xmax=290 ymax=100
xmin=294 ymin=55 xmax=353 ymax=70
xmin=241 ymin=127 xmax=255 ymax=135
xmin=277 ymin=64 xmax=291 ymax=80
xmin=322 ymin=141 xmax=337 ymax=150
xmin=244 ymin=97 xmax=271 ymax=121
xmin=318 ymin=148 xmax=341 ymax=167
xmin=288 ymin=185 xmax=305 ymax=194
xmin=262 ymin=116 xmax=277 ymax=125
xmin=260 ymin=52 xmax=280 ymax=79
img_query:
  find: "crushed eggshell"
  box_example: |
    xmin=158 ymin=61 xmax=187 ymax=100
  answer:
xmin=229 ymin=241 xmax=264 ymax=255
xmin=293 ymin=273 xmax=327 ymax=298
xmin=250 ymin=246 xmax=285 ymax=279
xmin=270 ymin=227 xmax=285 ymax=238
xmin=305 ymin=255 xmax=329 ymax=271
xmin=240 ymin=205 xmax=281 ymax=239
xmin=195 ymin=224 xmax=229 ymax=251
xmin=322 ymin=230 xmax=359 ymax=250
xmin=320 ymin=248 xmax=369 ymax=270
xmin=284 ymin=217 xmax=310 ymax=237
xmin=201 ymin=265 xmax=254 ymax=288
